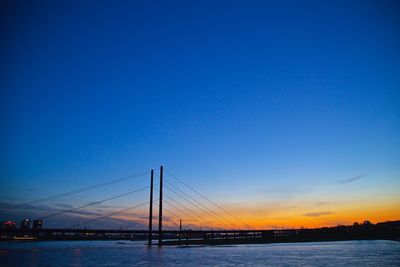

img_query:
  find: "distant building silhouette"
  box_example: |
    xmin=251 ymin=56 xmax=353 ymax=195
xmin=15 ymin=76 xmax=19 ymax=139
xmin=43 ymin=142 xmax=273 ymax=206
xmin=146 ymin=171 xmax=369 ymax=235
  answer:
xmin=20 ymin=219 xmax=31 ymax=230
xmin=33 ymin=220 xmax=43 ymax=230
xmin=1 ymin=221 xmax=16 ymax=230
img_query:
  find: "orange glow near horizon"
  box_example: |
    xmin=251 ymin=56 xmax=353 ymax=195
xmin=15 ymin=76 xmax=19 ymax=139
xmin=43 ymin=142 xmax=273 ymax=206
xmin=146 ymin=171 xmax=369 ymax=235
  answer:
xmin=106 ymin=200 xmax=400 ymax=230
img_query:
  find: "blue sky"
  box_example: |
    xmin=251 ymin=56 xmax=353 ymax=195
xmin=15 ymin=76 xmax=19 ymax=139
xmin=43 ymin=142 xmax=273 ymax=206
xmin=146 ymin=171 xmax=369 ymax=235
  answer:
xmin=1 ymin=0 xmax=399 ymax=228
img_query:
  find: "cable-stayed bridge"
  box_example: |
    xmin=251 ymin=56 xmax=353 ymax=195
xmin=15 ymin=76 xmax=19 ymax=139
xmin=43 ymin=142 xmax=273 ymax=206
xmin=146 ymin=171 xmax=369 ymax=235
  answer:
xmin=1 ymin=166 xmax=398 ymax=245
xmin=2 ymin=166 xmax=262 ymax=245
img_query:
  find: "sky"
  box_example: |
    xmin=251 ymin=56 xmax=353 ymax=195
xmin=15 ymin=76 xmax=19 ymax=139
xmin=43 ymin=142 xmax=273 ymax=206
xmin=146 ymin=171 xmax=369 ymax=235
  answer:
xmin=1 ymin=0 xmax=399 ymax=229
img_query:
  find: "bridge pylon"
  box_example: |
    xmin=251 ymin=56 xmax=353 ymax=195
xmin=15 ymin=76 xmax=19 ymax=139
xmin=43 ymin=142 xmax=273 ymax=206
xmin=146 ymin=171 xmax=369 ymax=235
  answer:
xmin=147 ymin=169 xmax=154 ymax=246
xmin=158 ymin=165 xmax=163 ymax=246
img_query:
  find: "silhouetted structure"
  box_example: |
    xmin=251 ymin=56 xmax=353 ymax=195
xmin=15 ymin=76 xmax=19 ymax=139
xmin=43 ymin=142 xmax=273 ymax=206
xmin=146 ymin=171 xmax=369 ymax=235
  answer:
xmin=158 ymin=165 xmax=163 ymax=246
xmin=0 ymin=220 xmax=399 ymax=243
xmin=20 ymin=219 xmax=31 ymax=230
xmin=1 ymin=221 xmax=16 ymax=230
xmin=1 ymin=167 xmax=399 ymax=245
xmin=32 ymin=220 xmax=43 ymax=230
xmin=147 ymin=169 xmax=154 ymax=246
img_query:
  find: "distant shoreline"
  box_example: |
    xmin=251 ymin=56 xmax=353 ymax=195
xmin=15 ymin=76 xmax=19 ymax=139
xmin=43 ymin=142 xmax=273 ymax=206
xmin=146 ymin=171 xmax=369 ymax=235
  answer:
xmin=1 ymin=220 xmax=399 ymax=246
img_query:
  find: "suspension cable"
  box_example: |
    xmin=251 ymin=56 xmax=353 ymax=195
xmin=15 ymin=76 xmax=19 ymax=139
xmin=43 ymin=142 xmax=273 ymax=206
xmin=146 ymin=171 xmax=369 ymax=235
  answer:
xmin=161 ymin=192 xmax=216 ymax=230
xmin=165 ymin=169 xmax=252 ymax=229
xmin=162 ymin=209 xmax=200 ymax=230
xmin=163 ymin=184 xmax=235 ymax=229
xmin=165 ymin=181 xmax=239 ymax=229
xmin=37 ymin=185 xmax=149 ymax=220
xmin=155 ymin=188 xmax=217 ymax=229
xmin=161 ymin=197 xmax=203 ymax=230
xmin=25 ymin=171 xmax=149 ymax=205
xmin=70 ymin=201 xmax=149 ymax=229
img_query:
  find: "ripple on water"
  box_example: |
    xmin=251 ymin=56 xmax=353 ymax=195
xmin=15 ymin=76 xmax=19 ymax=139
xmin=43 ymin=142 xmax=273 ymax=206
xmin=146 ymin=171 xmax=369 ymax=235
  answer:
xmin=0 ymin=240 xmax=399 ymax=266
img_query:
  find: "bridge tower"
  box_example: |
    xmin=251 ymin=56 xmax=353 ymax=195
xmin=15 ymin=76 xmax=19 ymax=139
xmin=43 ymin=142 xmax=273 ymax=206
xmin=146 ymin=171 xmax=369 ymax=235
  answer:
xmin=158 ymin=165 xmax=163 ymax=246
xmin=147 ymin=169 xmax=154 ymax=246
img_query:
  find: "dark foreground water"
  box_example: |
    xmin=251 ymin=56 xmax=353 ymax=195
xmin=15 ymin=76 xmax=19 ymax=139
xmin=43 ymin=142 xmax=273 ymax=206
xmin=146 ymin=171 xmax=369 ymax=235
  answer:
xmin=0 ymin=240 xmax=399 ymax=266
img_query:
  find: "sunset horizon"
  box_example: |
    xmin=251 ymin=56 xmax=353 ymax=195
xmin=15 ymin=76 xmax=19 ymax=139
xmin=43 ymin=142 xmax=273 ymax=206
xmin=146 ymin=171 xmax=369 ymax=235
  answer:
xmin=1 ymin=0 xmax=399 ymax=265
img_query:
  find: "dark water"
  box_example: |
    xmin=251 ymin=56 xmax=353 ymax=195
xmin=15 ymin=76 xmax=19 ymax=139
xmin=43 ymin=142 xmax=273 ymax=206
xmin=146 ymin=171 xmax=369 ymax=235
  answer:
xmin=0 ymin=240 xmax=399 ymax=266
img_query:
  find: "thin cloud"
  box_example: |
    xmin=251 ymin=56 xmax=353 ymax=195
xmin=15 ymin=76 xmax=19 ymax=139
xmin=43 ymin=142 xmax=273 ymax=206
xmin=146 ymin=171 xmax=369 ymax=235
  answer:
xmin=315 ymin=201 xmax=329 ymax=207
xmin=262 ymin=186 xmax=313 ymax=199
xmin=337 ymin=174 xmax=367 ymax=184
xmin=55 ymin=203 xmax=74 ymax=209
xmin=0 ymin=202 xmax=51 ymax=212
xmin=304 ymin=211 xmax=332 ymax=217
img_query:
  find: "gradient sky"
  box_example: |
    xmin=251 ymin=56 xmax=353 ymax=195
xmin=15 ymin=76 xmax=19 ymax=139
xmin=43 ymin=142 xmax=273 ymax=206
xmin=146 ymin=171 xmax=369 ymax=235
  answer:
xmin=1 ymin=0 xmax=399 ymax=229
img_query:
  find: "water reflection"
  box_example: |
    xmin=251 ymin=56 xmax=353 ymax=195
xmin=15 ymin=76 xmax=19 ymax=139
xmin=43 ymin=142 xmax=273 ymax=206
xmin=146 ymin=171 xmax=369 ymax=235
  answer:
xmin=0 ymin=240 xmax=399 ymax=266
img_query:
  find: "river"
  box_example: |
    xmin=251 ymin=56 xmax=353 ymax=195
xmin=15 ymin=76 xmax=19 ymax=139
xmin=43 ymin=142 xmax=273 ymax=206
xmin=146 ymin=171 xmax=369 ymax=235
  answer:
xmin=0 ymin=240 xmax=399 ymax=266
